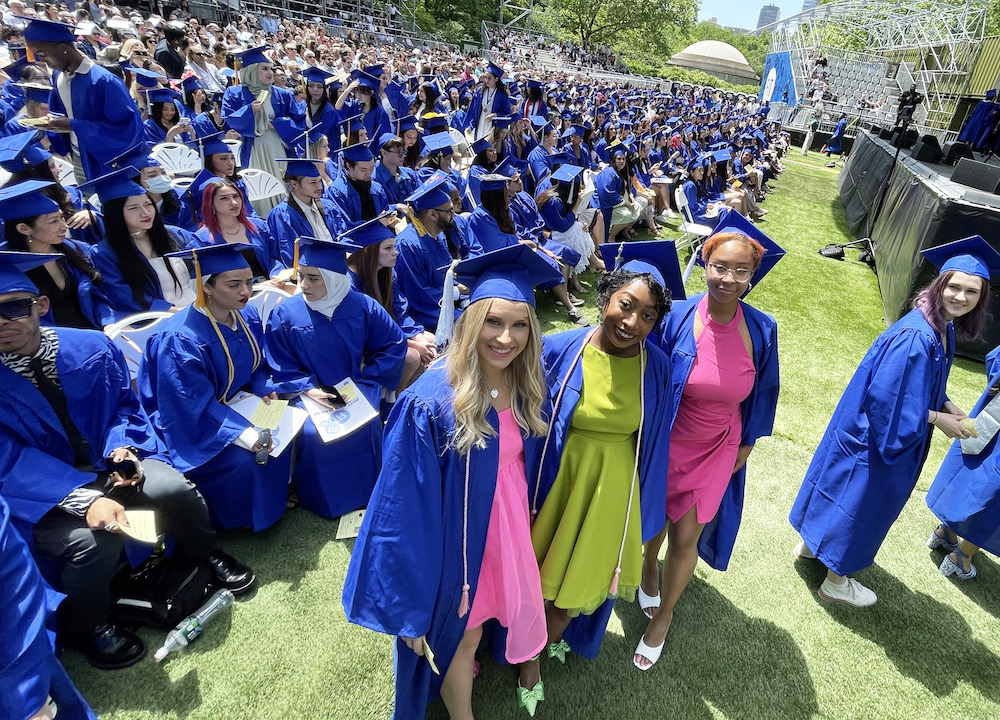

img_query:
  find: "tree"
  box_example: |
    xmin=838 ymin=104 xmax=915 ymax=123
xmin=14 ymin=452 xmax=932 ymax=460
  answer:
xmin=550 ymin=0 xmax=697 ymax=49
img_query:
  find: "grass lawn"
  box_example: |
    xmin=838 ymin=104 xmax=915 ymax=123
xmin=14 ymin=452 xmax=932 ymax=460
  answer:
xmin=68 ymin=153 xmax=1000 ymax=720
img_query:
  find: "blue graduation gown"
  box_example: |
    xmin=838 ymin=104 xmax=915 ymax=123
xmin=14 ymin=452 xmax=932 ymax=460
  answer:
xmin=266 ymin=197 xmax=340 ymax=267
xmin=394 ymin=222 xmax=482 ymax=331
xmin=91 ymin=226 xmax=197 ymax=322
xmin=0 ymin=496 xmax=97 ymax=720
xmin=142 ymin=115 xmax=194 ymax=145
xmin=460 ymin=88 xmax=512 ymax=132
xmin=46 ymin=64 xmax=143 ymax=181
xmin=374 ymin=161 xmax=418 ymax=205
xmin=789 ymin=308 xmax=954 ymax=575
xmin=537 ymin=191 xmax=576 ymax=233
xmin=323 ymin=175 xmax=390 ymax=234
xmin=658 ymin=294 xmax=780 ymax=570
xmin=682 ymin=179 xmax=718 ymax=228
xmin=527 ymin=145 xmax=552 ymax=189
xmin=190 ymin=111 xmax=230 ymax=138
xmin=190 ymin=219 xmax=286 ymax=277
xmin=264 ymin=293 xmax=406 ymax=518
xmin=826 ymin=118 xmax=847 ymax=153
xmin=533 ymin=327 xmax=672 ymax=659
xmin=138 ymin=304 xmax=291 ymax=531
xmin=0 ymin=328 xmax=163 ymax=542
xmin=341 ymin=100 xmax=391 ymax=143
xmin=349 ymin=269 xmax=425 ymax=338
xmin=926 ymin=345 xmax=1000 ymax=556
xmin=468 ymin=206 xmax=518 ymax=253
xmin=342 ymin=364 xmax=546 ymax=720
xmin=222 ymin=85 xmax=303 ymax=168
xmin=157 ymin=190 xmax=199 ymax=232
xmin=509 ymin=190 xmax=581 ymax=270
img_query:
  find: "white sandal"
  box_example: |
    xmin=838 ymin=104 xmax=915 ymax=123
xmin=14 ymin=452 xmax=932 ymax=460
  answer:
xmin=633 ymin=634 xmax=664 ymax=671
xmin=637 ymin=585 xmax=660 ymax=618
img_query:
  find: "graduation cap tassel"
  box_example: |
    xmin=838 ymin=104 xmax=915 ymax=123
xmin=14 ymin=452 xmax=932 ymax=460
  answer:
xmin=292 ymin=237 xmax=300 ymax=278
xmin=434 ymin=259 xmax=459 ymax=351
xmin=458 ymin=451 xmax=471 ymax=619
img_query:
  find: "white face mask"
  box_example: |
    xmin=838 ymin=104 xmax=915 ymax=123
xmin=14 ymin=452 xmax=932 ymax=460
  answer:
xmin=146 ymin=174 xmax=174 ymax=194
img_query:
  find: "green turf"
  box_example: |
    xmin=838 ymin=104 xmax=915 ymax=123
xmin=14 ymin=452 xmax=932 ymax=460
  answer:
xmin=68 ymin=159 xmax=1000 ymax=720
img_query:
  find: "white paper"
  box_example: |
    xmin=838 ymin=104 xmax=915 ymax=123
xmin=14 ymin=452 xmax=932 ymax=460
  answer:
xmin=336 ymin=509 xmax=366 ymax=540
xmin=300 ymin=378 xmax=379 ymax=443
xmin=227 ymin=392 xmax=308 ymax=457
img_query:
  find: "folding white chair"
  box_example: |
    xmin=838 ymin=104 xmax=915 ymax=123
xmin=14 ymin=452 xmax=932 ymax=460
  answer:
xmin=248 ymin=285 xmax=292 ymax=326
xmin=239 ymin=169 xmax=285 ymax=202
xmin=52 ymin=156 xmax=77 ymax=187
xmin=151 ymin=143 xmax=202 ymax=177
xmin=104 ymin=311 xmax=175 ymax=384
xmin=673 ymin=186 xmax=713 ymax=283
xmin=223 ymin=138 xmax=243 ymax=166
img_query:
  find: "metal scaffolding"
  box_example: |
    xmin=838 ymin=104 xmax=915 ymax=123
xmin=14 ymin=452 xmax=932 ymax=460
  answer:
xmin=760 ymin=0 xmax=988 ymax=140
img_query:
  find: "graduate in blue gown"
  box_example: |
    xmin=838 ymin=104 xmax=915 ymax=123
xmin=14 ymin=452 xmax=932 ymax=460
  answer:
xmin=416 ymin=131 xmax=468 ymax=203
xmin=265 ymin=235 xmax=405 ymax=518
xmin=925 ymin=343 xmax=1000 ymax=579
xmin=301 ymin=66 xmax=340 ymax=147
xmin=790 ymin=236 xmax=998 ymax=607
xmin=138 ymin=244 xmax=292 ymax=531
xmin=342 ymin=245 xmax=561 ymax=720
xmin=108 ymin=143 xmax=199 ymax=233
xmin=335 ymin=71 xmax=391 ymax=146
xmin=84 ymin=168 xmax=197 ymax=321
xmin=0 ymin=494 xmax=97 ymax=720
xmin=266 ymin=158 xmax=340 ymax=266
xmin=24 ymin=18 xmax=143 ymax=182
xmin=323 ymin=140 xmax=391 ymax=234
xmin=374 ymin=133 xmax=419 ymax=205
xmin=460 ymin=61 xmax=513 ymax=137
xmin=142 ymin=89 xmax=195 ymax=145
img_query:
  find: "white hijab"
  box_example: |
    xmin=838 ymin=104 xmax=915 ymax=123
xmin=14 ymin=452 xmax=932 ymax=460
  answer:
xmin=300 ymin=267 xmax=351 ymax=318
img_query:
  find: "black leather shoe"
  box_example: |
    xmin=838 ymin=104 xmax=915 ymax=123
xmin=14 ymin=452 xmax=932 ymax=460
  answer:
xmin=67 ymin=623 xmax=146 ymax=670
xmin=205 ymin=549 xmax=256 ymax=595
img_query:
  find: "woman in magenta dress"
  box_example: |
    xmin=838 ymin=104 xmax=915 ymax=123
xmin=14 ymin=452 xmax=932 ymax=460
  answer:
xmin=635 ymin=223 xmax=781 ymax=670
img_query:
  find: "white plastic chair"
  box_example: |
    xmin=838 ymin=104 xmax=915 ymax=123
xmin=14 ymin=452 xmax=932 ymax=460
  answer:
xmin=151 ymin=142 xmax=202 ymax=177
xmin=104 ymin=311 xmax=174 ymax=383
xmin=239 ymin=169 xmax=285 ymax=202
xmin=248 ymin=286 xmax=292 ymax=325
xmin=673 ymin=186 xmax=713 ymax=283
xmin=223 ymin=138 xmax=243 ymax=166
xmin=52 ymin=156 xmax=77 ymax=187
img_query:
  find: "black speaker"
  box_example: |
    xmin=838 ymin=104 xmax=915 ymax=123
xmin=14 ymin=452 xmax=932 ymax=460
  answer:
xmin=951 ymin=158 xmax=1000 ymax=194
xmin=943 ymin=141 xmax=974 ymax=166
xmin=890 ymin=128 xmax=918 ymax=148
xmin=879 ymin=127 xmax=895 ymax=140
xmin=911 ymin=135 xmax=943 ymax=163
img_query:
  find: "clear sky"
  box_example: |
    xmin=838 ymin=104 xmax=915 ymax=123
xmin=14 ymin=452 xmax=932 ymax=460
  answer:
xmin=697 ymin=1 xmax=806 ymax=31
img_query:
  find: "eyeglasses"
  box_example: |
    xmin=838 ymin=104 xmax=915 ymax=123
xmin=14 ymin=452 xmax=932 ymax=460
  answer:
xmin=706 ymin=262 xmax=753 ymax=282
xmin=0 ymin=297 xmax=38 ymax=321
xmin=432 ymin=206 xmax=454 ymax=214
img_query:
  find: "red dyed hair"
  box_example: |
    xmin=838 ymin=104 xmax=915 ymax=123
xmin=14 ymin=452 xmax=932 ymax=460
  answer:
xmin=199 ymin=179 xmax=255 ymax=238
xmin=702 ymin=231 xmax=767 ymax=270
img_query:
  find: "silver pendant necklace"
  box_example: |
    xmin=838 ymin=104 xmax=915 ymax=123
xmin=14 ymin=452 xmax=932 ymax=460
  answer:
xmin=490 ymin=388 xmax=499 ymax=399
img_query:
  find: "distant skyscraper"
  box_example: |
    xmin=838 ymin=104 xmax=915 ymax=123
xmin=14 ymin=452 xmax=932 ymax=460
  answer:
xmin=757 ymin=4 xmax=780 ymax=27
xmin=802 ymin=0 xmax=819 ymax=10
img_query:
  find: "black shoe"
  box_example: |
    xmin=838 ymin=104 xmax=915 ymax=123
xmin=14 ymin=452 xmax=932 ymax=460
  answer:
xmin=205 ymin=549 xmax=256 ymax=595
xmin=67 ymin=623 xmax=146 ymax=670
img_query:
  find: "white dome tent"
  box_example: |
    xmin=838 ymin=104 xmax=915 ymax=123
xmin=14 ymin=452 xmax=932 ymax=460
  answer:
xmin=667 ymin=40 xmax=760 ymax=85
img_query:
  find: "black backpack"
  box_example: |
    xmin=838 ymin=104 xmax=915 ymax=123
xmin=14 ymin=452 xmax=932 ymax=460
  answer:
xmin=109 ymin=554 xmax=216 ymax=630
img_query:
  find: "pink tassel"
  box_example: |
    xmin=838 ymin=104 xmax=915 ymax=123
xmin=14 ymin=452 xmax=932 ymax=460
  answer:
xmin=458 ymin=583 xmax=470 ymax=618
xmin=609 ymin=567 xmax=621 ymax=596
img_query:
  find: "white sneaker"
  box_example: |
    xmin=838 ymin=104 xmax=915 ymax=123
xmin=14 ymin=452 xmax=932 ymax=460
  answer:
xmin=663 ymin=208 xmax=678 ymax=219
xmin=818 ymin=577 xmax=877 ymax=607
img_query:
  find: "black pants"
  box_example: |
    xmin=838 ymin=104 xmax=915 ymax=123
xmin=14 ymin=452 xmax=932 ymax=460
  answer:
xmin=33 ymin=459 xmax=217 ymax=631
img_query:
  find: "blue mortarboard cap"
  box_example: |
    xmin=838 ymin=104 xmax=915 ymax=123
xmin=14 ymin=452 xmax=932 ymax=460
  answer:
xmin=396 ymin=114 xmax=419 ymax=134
xmin=698 ymin=209 xmax=786 ymax=296
xmin=188 ymin=131 xmax=230 ymax=157
xmin=0 ymin=180 xmax=60 ymax=219
xmin=219 ymin=67 xmax=237 ymax=79
xmin=363 ymin=64 xmax=386 ymax=78
xmin=296 ymin=236 xmax=359 ymax=274
xmin=0 ymin=249 xmax=63 ymax=294
xmin=526 ymin=78 xmax=543 ymax=89
xmin=108 ymin=142 xmax=160 ymax=170
xmin=337 ymin=140 xmax=375 ymax=163
xmin=599 ymin=239 xmax=686 ymax=301
xmin=528 ymin=115 xmax=548 ymax=128
xmin=478 ymin=174 xmax=511 ymax=193
xmin=485 ymin=61 xmax=505 ymax=79
xmin=168 ymin=242 xmax=251 ymax=276
xmin=302 ymin=66 xmax=333 ymax=85
xmin=274 ymin=157 xmax=322 ymax=177
xmin=375 ymin=132 xmax=400 ymax=156
xmin=337 ymin=209 xmax=396 ymax=247
xmin=713 ymin=149 xmax=731 ymax=163
xmin=17 ymin=83 xmax=51 ymax=104
xmin=129 ymin=66 xmax=167 ymax=89
xmin=77 ymin=166 xmax=147 ymax=203
xmin=495 ymin=157 xmax=521 ymax=178
xmin=685 ymin=155 xmax=703 ymax=172
xmin=560 ymin=127 xmax=576 ymax=140
xmin=609 ymin=141 xmax=629 ymax=157
xmin=455 ymin=244 xmax=562 ymax=307
xmin=550 ymin=164 xmax=584 ymax=184
xmin=0 ymin=131 xmax=51 ymax=171
xmin=3 ymin=56 xmax=33 ymax=82
xmin=181 ymin=75 xmax=203 ymax=93
xmin=422 ymin=113 xmax=450 ymax=131
xmin=471 ymin=136 xmax=493 ymax=155
xmin=920 ymin=235 xmax=1000 ymax=280
xmin=144 ymin=88 xmax=179 ymax=105
xmin=234 ymin=45 xmax=270 ymax=66
xmin=23 ymin=18 xmax=77 ymax=44
xmin=405 ymin=171 xmax=452 ymax=212
xmin=492 ymin=115 xmax=514 ymax=129
xmin=420 ymin=132 xmax=454 ymax=157
xmin=354 ymin=71 xmax=381 ymax=92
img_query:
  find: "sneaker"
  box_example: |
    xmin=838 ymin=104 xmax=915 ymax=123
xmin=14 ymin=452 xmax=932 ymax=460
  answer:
xmin=663 ymin=208 xmax=678 ymax=219
xmin=817 ymin=577 xmax=877 ymax=607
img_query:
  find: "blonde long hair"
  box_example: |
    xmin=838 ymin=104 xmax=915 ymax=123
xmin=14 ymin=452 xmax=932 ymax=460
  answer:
xmin=446 ymin=298 xmax=547 ymax=455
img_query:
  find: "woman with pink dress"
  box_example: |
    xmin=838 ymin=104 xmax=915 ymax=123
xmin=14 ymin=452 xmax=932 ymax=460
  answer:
xmin=342 ymin=244 xmax=562 ymax=720
xmin=634 ymin=218 xmax=782 ymax=670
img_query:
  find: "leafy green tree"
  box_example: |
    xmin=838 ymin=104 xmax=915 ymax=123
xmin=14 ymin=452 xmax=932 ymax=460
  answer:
xmin=548 ymin=0 xmax=697 ymax=49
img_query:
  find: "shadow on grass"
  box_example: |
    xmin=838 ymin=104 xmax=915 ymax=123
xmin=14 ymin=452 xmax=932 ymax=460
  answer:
xmin=444 ymin=579 xmax=818 ymax=720
xmin=65 ymin=656 xmax=203 ymax=716
xmin=794 ymin=559 xmax=1000 ymax=701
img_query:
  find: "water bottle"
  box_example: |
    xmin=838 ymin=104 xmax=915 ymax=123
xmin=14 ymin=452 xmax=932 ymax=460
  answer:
xmin=153 ymin=588 xmax=235 ymax=662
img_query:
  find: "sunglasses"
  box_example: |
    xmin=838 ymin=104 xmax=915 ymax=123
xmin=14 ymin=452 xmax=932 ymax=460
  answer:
xmin=0 ymin=297 xmax=38 ymax=321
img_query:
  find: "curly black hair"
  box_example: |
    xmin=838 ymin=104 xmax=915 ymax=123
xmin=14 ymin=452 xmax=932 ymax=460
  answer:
xmin=597 ymin=269 xmax=672 ymax=325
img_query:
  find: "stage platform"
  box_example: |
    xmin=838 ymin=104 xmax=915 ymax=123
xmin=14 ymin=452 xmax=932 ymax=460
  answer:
xmin=838 ymin=130 xmax=1000 ymax=359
